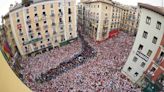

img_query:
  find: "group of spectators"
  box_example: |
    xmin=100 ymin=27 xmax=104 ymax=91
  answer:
xmin=19 ymin=28 xmax=141 ymax=92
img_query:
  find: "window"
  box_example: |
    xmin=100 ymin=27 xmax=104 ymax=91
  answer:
xmin=133 ymin=56 xmax=138 ymax=62
xmin=34 ymin=7 xmax=37 ymax=11
xmin=61 ymin=35 xmax=65 ymax=41
xmin=42 ymin=12 xmax=46 ymax=16
xmin=27 ymin=16 xmax=29 ymax=19
xmin=51 ymin=4 xmax=53 ymax=8
xmin=26 ymin=9 xmax=29 ymax=14
xmin=17 ymin=19 xmax=20 ymax=23
xmin=51 ymin=10 xmax=54 ymax=15
xmin=68 ymin=2 xmax=71 ymax=6
xmin=22 ymin=38 xmax=24 ymax=41
xmin=147 ymin=50 xmax=152 ymax=57
xmin=16 ymin=12 xmax=19 ymax=17
xmin=59 ymin=18 xmax=62 ymax=23
xmin=38 ymin=32 xmax=41 ymax=35
xmin=127 ymin=67 xmax=132 ymax=72
xmin=69 ymin=16 xmax=72 ymax=22
xmin=69 ymin=25 xmax=72 ymax=31
xmin=146 ymin=16 xmax=151 ymax=25
xmin=134 ymin=72 xmax=139 ymax=77
xmin=28 ymin=25 xmax=31 ymax=29
xmin=35 ymin=13 xmax=38 ymax=16
xmin=152 ymin=36 xmax=158 ymax=44
xmin=42 ymin=5 xmax=45 ymax=9
xmin=143 ymin=31 xmax=148 ymax=39
xmin=156 ymin=21 xmax=161 ymax=30
xmin=47 ymin=39 xmax=50 ymax=41
xmin=68 ymin=8 xmax=71 ymax=14
xmin=25 ymin=46 xmax=27 ymax=49
xmin=36 ymin=23 xmax=39 ymax=27
xmin=157 ymin=52 xmax=164 ymax=64
xmin=140 ymin=62 xmax=145 ymax=68
xmin=106 ymin=6 xmax=107 ymax=9
xmin=138 ymin=44 xmax=143 ymax=51
xmin=58 ymin=2 xmax=61 ymax=7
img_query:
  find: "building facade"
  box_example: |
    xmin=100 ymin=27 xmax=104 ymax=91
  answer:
xmin=79 ymin=0 xmax=139 ymax=41
xmin=111 ymin=2 xmax=139 ymax=36
xmin=3 ymin=14 xmax=18 ymax=57
xmin=81 ymin=0 xmax=113 ymax=41
xmin=122 ymin=3 xmax=164 ymax=91
xmin=6 ymin=0 xmax=77 ymax=56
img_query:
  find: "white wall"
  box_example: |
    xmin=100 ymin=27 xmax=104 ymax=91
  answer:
xmin=122 ymin=8 xmax=164 ymax=83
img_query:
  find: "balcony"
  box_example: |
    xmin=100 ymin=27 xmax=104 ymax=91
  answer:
xmin=23 ymin=37 xmax=42 ymax=45
xmin=28 ymin=32 xmax=33 ymax=36
xmin=155 ymin=58 xmax=162 ymax=66
xmin=145 ymin=72 xmax=153 ymax=81
xmin=58 ymin=12 xmax=63 ymax=17
xmin=47 ymin=43 xmax=52 ymax=47
xmin=34 ymin=17 xmax=39 ymax=22
xmin=52 ymin=23 xmax=55 ymax=27
xmin=19 ymin=32 xmax=23 ymax=36
xmin=42 ymin=16 xmax=46 ymax=21
xmin=34 ymin=47 xmax=38 ymax=51
xmin=53 ymin=31 xmax=56 ymax=35
xmin=45 ymin=34 xmax=50 ymax=38
xmin=26 ymin=19 xmax=31 ymax=24
xmin=155 ymin=74 xmax=164 ymax=91
xmin=50 ymin=14 xmax=55 ymax=17
xmin=36 ymin=27 xmax=40 ymax=31
xmin=43 ymin=25 xmax=48 ymax=30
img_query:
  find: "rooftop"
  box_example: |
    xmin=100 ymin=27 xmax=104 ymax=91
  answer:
xmin=138 ymin=3 xmax=164 ymax=16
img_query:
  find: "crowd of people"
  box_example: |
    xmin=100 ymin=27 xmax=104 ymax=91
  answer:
xmin=19 ymin=28 xmax=141 ymax=92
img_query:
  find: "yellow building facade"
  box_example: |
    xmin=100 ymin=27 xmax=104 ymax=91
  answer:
xmin=7 ymin=0 xmax=77 ymax=56
xmin=79 ymin=0 xmax=139 ymax=41
xmin=82 ymin=0 xmax=113 ymax=41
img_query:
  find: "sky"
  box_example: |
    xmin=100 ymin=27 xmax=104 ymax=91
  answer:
xmin=0 ymin=0 xmax=163 ymax=24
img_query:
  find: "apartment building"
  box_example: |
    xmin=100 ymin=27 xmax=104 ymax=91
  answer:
xmin=111 ymin=1 xmax=139 ymax=36
xmin=6 ymin=0 xmax=77 ymax=56
xmin=77 ymin=2 xmax=84 ymax=27
xmin=79 ymin=0 xmax=139 ymax=41
xmin=3 ymin=14 xmax=18 ymax=57
xmin=120 ymin=6 xmax=139 ymax=36
xmin=110 ymin=2 xmax=123 ymax=31
xmin=81 ymin=0 xmax=113 ymax=41
xmin=122 ymin=3 xmax=164 ymax=92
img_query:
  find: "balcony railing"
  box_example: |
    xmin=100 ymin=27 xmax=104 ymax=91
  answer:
xmin=50 ymin=14 xmax=55 ymax=17
xmin=23 ymin=37 xmax=42 ymax=45
xmin=45 ymin=34 xmax=50 ymax=38
xmin=19 ymin=32 xmax=23 ymax=36
xmin=58 ymin=12 xmax=63 ymax=17
xmin=42 ymin=16 xmax=46 ymax=21
xmin=43 ymin=25 xmax=48 ymax=30
xmin=52 ymin=23 xmax=55 ymax=26
xmin=36 ymin=27 xmax=40 ymax=31
xmin=155 ymin=58 xmax=163 ymax=66
xmin=34 ymin=17 xmax=39 ymax=22
xmin=26 ymin=19 xmax=31 ymax=24
xmin=155 ymin=74 xmax=164 ymax=90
